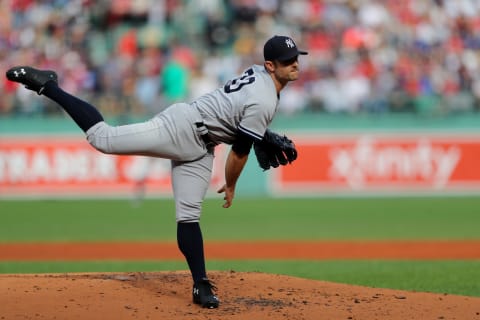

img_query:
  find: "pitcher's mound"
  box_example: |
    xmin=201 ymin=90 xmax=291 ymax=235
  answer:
xmin=1 ymin=271 xmax=478 ymax=320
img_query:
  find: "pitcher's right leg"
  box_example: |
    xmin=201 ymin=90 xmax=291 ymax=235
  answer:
xmin=7 ymin=66 xmax=103 ymax=132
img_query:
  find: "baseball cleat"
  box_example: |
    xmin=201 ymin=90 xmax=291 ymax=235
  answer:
xmin=192 ymin=278 xmax=220 ymax=308
xmin=6 ymin=66 xmax=57 ymax=95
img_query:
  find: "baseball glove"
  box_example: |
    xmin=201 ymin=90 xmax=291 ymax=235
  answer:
xmin=253 ymin=129 xmax=298 ymax=171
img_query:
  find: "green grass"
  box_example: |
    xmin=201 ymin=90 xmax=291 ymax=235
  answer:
xmin=1 ymin=197 xmax=479 ymax=242
xmin=0 ymin=260 xmax=478 ymax=297
xmin=1 ymin=197 xmax=479 ymax=297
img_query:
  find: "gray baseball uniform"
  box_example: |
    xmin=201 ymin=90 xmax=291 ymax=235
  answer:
xmin=85 ymin=64 xmax=279 ymax=222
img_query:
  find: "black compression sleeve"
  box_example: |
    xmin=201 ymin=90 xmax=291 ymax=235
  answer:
xmin=232 ymin=131 xmax=255 ymax=155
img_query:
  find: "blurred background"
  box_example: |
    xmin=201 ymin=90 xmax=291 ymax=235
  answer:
xmin=1 ymin=0 xmax=480 ymax=198
xmin=2 ymin=0 xmax=480 ymax=117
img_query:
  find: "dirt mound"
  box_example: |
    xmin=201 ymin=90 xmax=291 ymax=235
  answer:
xmin=1 ymin=271 xmax=479 ymax=320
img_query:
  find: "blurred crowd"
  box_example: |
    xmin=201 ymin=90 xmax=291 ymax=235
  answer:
xmin=1 ymin=0 xmax=480 ymax=118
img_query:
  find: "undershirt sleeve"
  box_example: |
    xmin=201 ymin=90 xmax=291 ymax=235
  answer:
xmin=231 ymin=130 xmax=257 ymax=155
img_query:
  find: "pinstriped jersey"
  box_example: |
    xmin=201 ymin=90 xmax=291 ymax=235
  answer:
xmin=191 ymin=64 xmax=279 ymax=144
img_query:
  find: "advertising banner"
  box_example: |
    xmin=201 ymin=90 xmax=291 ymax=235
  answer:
xmin=0 ymin=136 xmax=226 ymax=198
xmin=3 ymin=132 xmax=480 ymax=197
xmin=272 ymin=133 xmax=480 ymax=196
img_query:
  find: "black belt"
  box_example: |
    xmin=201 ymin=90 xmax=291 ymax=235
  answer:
xmin=195 ymin=122 xmax=215 ymax=148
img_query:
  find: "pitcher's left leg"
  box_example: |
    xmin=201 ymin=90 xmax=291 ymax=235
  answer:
xmin=171 ymin=152 xmax=219 ymax=308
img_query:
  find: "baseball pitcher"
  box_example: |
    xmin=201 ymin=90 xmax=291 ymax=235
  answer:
xmin=6 ymin=35 xmax=307 ymax=308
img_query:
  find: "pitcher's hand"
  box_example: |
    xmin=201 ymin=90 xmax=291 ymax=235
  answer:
xmin=217 ymin=184 xmax=234 ymax=208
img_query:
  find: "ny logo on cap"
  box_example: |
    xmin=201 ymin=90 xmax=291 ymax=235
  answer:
xmin=285 ymin=38 xmax=295 ymax=48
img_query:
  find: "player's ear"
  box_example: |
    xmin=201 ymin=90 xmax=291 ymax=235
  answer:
xmin=264 ymin=61 xmax=275 ymax=73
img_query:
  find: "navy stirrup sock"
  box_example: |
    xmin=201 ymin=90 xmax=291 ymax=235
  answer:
xmin=43 ymin=81 xmax=104 ymax=132
xmin=177 ymin=222 xmax=207 ymax=282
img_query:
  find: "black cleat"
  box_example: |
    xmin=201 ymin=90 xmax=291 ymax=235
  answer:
xmin=6 ymin=66 xmax=57 ymax=95
xmin=192 ymin=278 xmax=220 ymax=309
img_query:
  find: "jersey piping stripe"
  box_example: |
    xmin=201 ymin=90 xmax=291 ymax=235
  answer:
xmin=238 ymin=124 xmax=263 ymax=141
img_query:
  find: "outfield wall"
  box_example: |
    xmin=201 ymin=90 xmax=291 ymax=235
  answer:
xmin=1 ymin=116 xmax=480 ymax=198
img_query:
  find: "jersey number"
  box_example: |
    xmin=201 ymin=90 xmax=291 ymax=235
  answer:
xmin=224 ymin=68 xmax=255 ymax=93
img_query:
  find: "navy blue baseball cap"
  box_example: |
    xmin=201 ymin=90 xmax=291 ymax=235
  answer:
xmin=263 ymin=35 xmax=308 ymax=62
